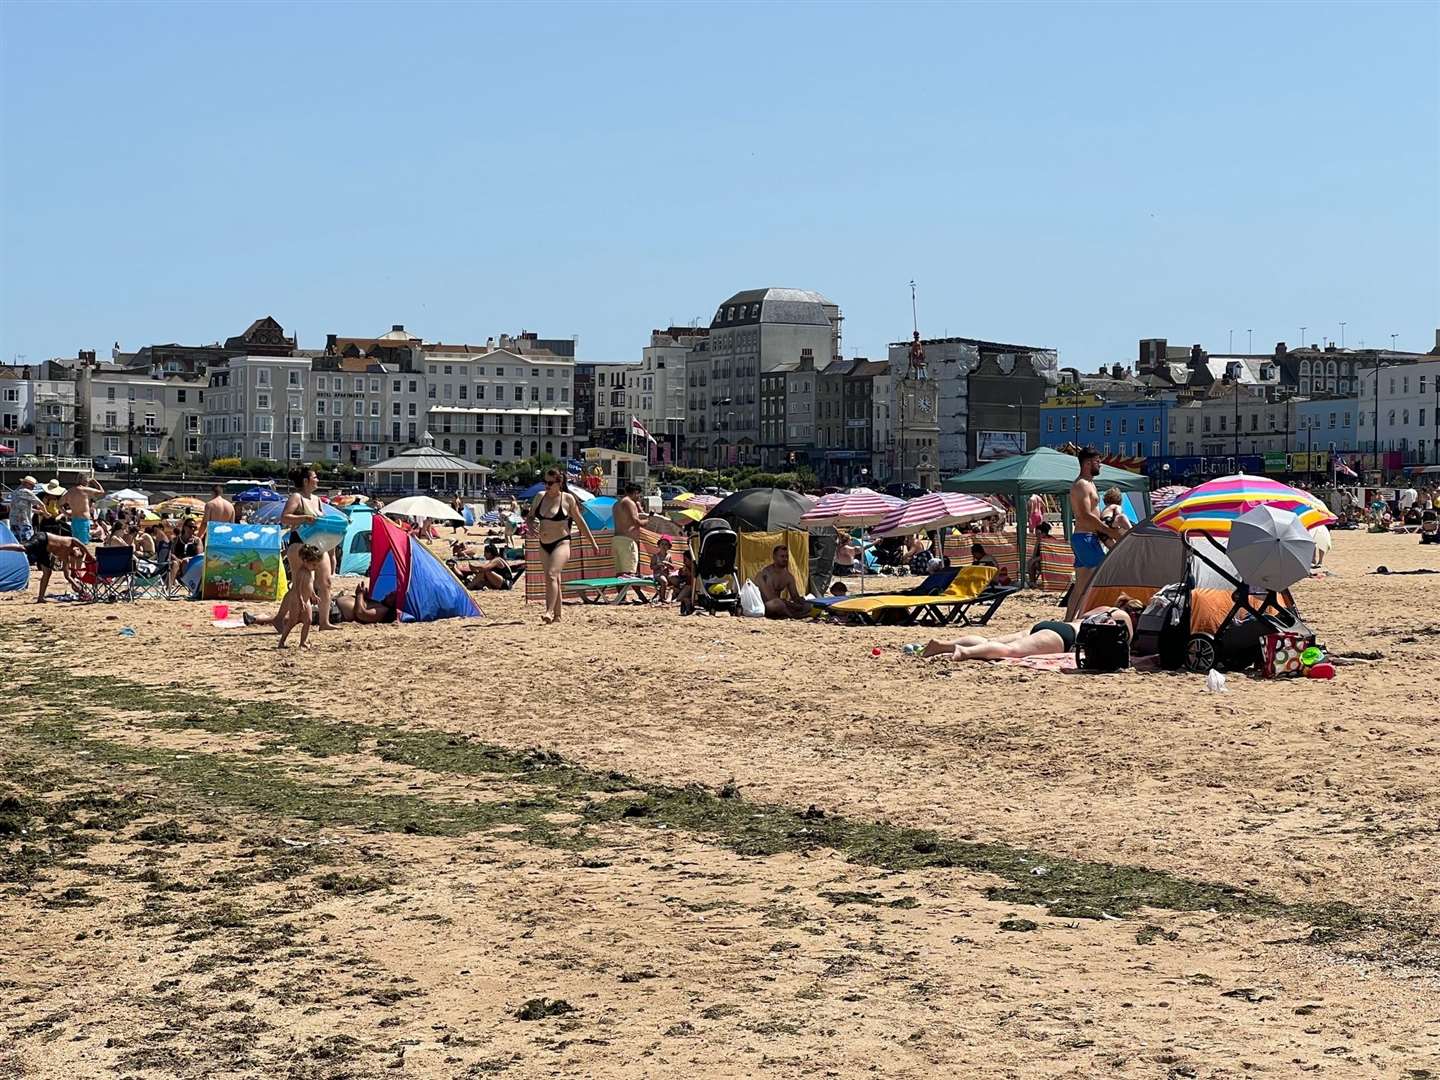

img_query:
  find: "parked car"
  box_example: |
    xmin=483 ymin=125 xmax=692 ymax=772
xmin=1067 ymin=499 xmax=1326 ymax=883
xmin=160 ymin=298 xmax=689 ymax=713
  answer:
xmin=659 ymin=485 xmax=689 ymax=501
xmin=93 ymin=454 xmax=133 ymax=471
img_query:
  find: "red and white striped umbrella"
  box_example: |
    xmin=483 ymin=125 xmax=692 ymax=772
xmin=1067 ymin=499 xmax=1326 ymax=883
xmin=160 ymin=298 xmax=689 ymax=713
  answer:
xmin=799 ymin=487 xmax=902 ymax=527
xmin=1150 ymin=485 xmax=1190 ymax=512
xmin=870 ymin=491 xmax=1001 ymax=537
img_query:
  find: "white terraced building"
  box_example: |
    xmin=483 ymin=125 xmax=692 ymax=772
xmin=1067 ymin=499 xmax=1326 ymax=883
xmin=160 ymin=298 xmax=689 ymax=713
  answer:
xmin=422 ymin=342 xmax=577 ymax=464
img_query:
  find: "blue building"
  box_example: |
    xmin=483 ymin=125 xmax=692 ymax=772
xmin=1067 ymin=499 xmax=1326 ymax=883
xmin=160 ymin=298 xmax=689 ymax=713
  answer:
xmin=1039 ymin=395 xmax=1175 ymax=461
xmin=1295 ymin=397 xmax=1359 ymax=456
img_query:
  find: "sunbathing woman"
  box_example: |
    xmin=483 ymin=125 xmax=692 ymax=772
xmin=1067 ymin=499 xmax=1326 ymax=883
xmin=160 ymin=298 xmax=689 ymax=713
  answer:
xmin=920 ymin=596 xmax=1143 ymax=662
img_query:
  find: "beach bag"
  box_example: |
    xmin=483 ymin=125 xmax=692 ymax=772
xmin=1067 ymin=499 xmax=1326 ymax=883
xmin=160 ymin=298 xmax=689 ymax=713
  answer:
xmin=1262 ymin=632 xmax=1308 ymax=678
xmin=1076 ymin=619 xmax=1130 ymax=672
xmin=738 ymin=579 xmax=764 ymax=618
xmin=1134 ymin=583 xmax=1188 ymax=670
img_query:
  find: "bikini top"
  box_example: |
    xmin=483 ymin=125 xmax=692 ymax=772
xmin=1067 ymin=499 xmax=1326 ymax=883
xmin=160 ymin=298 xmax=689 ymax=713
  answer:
xmin=537 ymin=496 xmax=570 ymax=523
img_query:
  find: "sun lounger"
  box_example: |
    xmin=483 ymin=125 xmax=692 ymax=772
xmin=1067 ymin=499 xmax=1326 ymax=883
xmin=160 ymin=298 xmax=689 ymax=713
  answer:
xmin=562 ymin=576 xmax=655 ymax=604
xmin=821 ymin=566 xmax=1015 ymax=626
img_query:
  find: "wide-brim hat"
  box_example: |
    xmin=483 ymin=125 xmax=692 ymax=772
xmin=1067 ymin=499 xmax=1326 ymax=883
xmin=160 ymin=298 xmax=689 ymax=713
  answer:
xmin=42 ymin=479 xmax=66 ymax=496
xmin=20 ymin=475 xmax=37 ymax=485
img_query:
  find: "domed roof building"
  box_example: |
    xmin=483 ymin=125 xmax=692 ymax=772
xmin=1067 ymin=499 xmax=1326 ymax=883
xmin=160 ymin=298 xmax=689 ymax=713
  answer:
xmin=688 ymin=287 xmax=843 ymax=470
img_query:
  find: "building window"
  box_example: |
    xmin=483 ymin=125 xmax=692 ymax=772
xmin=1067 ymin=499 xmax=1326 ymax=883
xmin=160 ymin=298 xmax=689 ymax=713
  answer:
xmin=353 ymin=400 xmax=364 ymax=417
xmin=408 ymin=403 xmax=417 ymax=417
xmin=1137 ymin=417 xmax=1145 ymax=433
xmin=257 ymin=392 xmax=270 ymax=410
xmin=476 ymin=385 xmax=485 ymax=400
xmin=1104 ymin=419 xmax=1112 ymax=435
xmin=428 ymin=385 xmax=437 ymax=399
xmin=316 ymin=419 xmax=327 ymax=439
xmin=513 ymin=439 xmax=523 ymax=457
xmin=316 ymin=399 xmax=326 ymax=415
xmin=257 ymin=440 xmax=271 ymax=458
xmin=514 ymin=386 xmax=524 ymax=402
xmin=1087 ymin=416 xmax=1095 ymax=431
xmin=177 ymin=389 xmax=187 ymax=403
xmin=257 ymin=369 xmax=271 ymax=387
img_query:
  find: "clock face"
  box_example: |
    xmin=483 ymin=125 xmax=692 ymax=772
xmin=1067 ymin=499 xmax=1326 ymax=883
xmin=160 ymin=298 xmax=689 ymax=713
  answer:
xmin=918 ymin=397 xmax=932 ymax=413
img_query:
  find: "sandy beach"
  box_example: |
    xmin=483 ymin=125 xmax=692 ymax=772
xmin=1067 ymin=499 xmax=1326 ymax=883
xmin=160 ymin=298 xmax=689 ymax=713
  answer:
xmin=3 ymin=528 xmax=1438 ymax=1078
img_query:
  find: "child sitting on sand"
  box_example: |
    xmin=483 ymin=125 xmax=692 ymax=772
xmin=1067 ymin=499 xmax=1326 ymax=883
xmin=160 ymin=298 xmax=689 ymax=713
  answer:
xmin=277 ymin=544 xmax=324 ymax=649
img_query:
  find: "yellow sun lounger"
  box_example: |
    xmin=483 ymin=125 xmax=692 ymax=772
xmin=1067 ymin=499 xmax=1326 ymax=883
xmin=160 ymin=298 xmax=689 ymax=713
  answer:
xmin=823 ymin=565 xmax=1015 ymax=626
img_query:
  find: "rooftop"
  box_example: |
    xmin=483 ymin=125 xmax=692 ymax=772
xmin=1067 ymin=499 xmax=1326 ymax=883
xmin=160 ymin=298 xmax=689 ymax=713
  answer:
xmin=711 ymin=287 xmax=837 ymax=329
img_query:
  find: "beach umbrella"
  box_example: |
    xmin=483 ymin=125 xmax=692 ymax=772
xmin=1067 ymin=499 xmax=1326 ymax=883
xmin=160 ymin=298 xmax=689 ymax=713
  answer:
xmin=706 ymin=487 xmax=814 ymax=532
xmin=0 ymin=445 xmax=14 ymax=456
xmin=671 ymin=507 xmax=704 ymax=524
xmin=382 ymin=495 xmax=465 ymax=523
xmin=1226 ymin=505 xmax=1315 ymax=591
xmin=154 ymin=496 xmax=205 ymax=515
xmin=232 ymin=487 xmax=283 ymax=503
xmin=581 ymin=496 xmax=617 ymax=531
xmin=869 ymin=492 xmax=1001 ymax=537
xmin=1149 ymin=484 xmax=1190 ymax=512
xmin=799 ymin=487 xmax=901 ymax=527
xmin=101 ymin=488 xmax=149 ymax=507
xmin=1152 ymin=475 xmax=1336 ymax=537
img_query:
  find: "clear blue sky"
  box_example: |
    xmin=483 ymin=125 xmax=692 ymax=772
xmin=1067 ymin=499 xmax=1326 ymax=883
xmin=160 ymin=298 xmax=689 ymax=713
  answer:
xmin=2 ymin=1 xmax=1435 ymax=368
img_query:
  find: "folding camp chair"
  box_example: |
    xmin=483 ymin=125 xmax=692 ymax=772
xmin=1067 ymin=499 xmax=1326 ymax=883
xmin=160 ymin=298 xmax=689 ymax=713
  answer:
xmin=91 ymin=545 xmax=135 ymax=602
xmin=132 ymin=560 xmax=183 ymax=600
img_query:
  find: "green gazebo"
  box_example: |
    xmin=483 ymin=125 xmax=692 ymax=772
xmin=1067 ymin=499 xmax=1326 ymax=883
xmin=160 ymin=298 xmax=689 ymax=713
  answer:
xmin=941 ymin=447 xmax=1151 ymax=586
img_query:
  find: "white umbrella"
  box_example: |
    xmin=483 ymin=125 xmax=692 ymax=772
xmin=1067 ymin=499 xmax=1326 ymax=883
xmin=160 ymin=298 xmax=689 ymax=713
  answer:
xmin=1227 ymin=505 xmax=1314 ymax=591
xmin=381 ymin=495 xmax=466 ymax=523
xmin=100 ymin=488 xmax=149 ymax=506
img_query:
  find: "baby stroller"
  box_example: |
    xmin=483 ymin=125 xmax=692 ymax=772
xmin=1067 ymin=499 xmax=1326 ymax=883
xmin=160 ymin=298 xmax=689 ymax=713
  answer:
xmin=691 ymin=518 xmax=741 ymax=615
xmin=1420 ymin=509 xmax=1439 ymax=545
xmin=1180 ymin=538 xmax=1313 ymax=673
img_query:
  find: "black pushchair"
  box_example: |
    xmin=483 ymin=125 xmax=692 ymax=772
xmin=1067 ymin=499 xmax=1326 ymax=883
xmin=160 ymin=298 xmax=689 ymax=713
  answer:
xmin=690 ymin=518 xmax=741 ymax=615
xmin=1181 ymin=537 xmax=1313 ymax=673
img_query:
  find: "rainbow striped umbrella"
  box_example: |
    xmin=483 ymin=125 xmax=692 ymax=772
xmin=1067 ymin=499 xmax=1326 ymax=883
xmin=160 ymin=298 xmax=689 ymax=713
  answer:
xmin=870 ymin=492 xmax=1001 ymax=537
xmin=1152 ymin=475 xmax=1336 ymax=536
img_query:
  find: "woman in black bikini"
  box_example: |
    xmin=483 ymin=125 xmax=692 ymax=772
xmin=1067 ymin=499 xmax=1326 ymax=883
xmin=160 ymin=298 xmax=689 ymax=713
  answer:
xmin=526 ymin=468 xmax=598 ymax=624
xmin=920 ymin=596 xmax=1143 ymax=662
xmin=279 ymin=466 xmax=335 ymax=631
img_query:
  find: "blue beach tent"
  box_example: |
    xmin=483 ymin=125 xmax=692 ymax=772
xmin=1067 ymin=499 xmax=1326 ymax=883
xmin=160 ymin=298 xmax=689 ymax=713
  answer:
xmin=0 ymin=522 xmax=29 ymax=592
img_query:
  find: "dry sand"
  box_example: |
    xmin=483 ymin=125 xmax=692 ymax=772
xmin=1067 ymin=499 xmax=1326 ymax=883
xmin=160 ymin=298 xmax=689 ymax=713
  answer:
xmin=2 ymin=528 xmax=1438 ymax=1078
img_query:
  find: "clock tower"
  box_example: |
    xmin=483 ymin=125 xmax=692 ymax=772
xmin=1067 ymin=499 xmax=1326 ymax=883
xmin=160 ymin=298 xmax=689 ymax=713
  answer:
xmin=893 ymin=331 xmax=940 ymax=490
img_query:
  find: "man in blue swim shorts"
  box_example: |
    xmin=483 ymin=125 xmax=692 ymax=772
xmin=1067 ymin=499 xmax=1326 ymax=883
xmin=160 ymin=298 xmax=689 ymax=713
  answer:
xmin=1065 ymin=447 xmax=1123 ymax=618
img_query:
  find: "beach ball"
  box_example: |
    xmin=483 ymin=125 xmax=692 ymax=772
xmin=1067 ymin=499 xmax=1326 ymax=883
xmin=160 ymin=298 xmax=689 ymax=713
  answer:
xmin=297 ymin=507 xmax=348 ymax=552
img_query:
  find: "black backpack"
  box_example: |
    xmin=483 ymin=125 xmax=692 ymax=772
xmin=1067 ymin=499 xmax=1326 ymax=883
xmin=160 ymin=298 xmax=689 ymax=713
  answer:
xmin=1076 ymin=618 xmax=1131 ymax=672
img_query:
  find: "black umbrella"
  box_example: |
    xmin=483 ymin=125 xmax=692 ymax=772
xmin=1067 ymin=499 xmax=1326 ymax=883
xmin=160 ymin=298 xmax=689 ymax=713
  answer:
xmin=706 ymin=487 xmax=814 ymax=532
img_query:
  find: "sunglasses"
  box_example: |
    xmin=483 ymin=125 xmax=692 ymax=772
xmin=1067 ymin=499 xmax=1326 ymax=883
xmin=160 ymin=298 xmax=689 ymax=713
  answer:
xmin=545 ymin=477 xmax=560 ymax=484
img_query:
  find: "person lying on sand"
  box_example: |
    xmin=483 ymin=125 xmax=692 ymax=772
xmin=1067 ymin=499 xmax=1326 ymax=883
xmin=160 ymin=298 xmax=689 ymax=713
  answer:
xmin=920 ymin=595 xmax=1142 ymax=662
xmin=245 ymin=579 xmax=397 ymax=629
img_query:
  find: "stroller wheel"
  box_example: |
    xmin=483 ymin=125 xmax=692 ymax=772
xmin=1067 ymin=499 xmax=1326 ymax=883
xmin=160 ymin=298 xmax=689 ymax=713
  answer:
xmin=1185 ymin=633 xmax=1217 ymax=674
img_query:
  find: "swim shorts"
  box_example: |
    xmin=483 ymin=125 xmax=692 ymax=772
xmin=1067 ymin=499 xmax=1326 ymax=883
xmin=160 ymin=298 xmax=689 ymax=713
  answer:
xmin=71 ymin=518 xmax=92 ymax=544
xmin=613 ymin=534 xmax=639 ymax=576
xmin=1070 ymin=531 xmax=1107 ymax=569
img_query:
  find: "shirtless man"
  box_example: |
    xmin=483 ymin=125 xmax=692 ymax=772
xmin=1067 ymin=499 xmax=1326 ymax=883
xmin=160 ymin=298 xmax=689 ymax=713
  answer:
xmin=612 ymin=481 xmax=650 ymax=602
xmin=203 ymin=485 xmax=236 ymax=535
xmin=0 ymin=531 xmax=89 ymax=603
xmin=61 ymin=474 xmax=104 ymax=546
xmin=612 ymin=482 xmax=649 ymax=577
xmin=754 ymin=544 xmax=810 ymax=619
xmin=1066 ymin=447 xmax=1122 ymax=618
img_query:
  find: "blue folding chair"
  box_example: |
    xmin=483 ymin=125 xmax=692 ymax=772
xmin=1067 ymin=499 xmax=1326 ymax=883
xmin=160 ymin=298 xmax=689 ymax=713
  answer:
xmin=92 ymin=546 xmax=135 ymax=602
